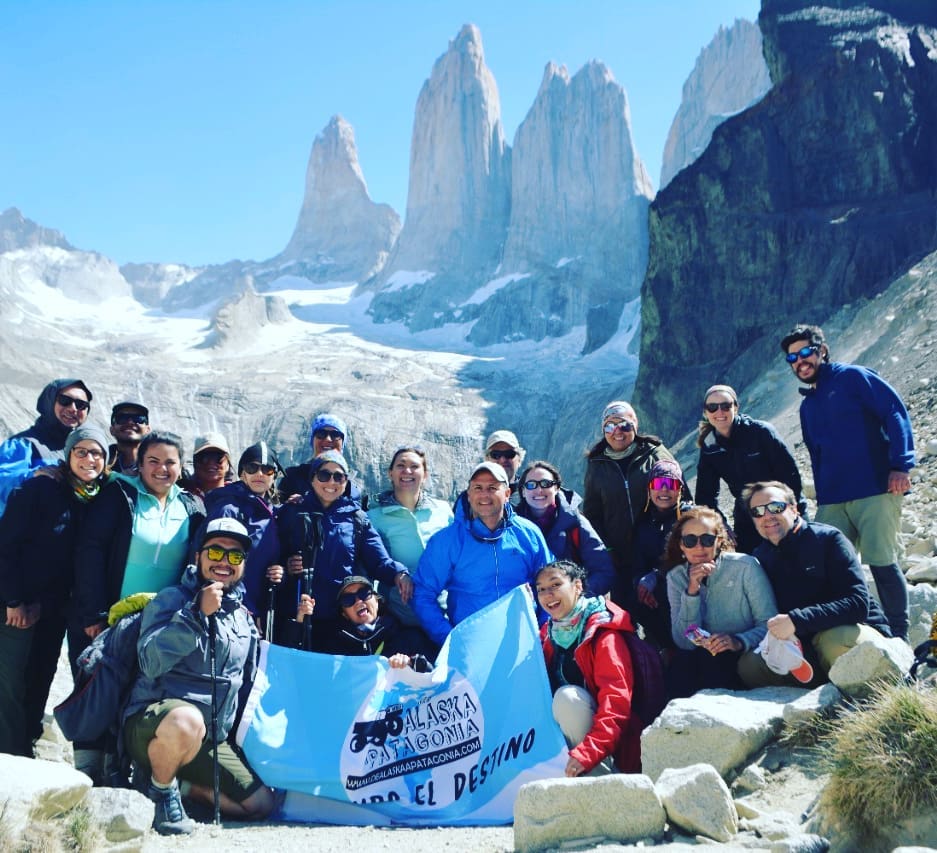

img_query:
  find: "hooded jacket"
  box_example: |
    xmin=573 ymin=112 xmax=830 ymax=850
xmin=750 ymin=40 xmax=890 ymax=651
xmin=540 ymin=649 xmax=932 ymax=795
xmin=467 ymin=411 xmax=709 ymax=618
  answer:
xmin=516 ymin=488 xmax=614 ymax=597
xmin=0 ymin=379 xmax=92 ymax=515
xmin=205 ymin=480 xmax=281 ymax=615
xmin=799 ymin=361 xmax=915 ymax=504
xmin=123 ymin=564 xmax=257 ymax=742
xmin=540 ymin=601 xmax=641 ymax=773
xmin=582 ymin=435 xmax=679 ymax=584
xmin=412 ymin=497 xmax=553 ymax=646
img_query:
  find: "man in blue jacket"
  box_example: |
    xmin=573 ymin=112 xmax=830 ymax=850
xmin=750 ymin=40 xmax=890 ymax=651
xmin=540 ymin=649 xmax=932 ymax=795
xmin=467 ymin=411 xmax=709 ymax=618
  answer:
xmin=413 ymin=461 xmax=553 ymax=646
xmin=781 ymin=324 xmax=915 ymax=640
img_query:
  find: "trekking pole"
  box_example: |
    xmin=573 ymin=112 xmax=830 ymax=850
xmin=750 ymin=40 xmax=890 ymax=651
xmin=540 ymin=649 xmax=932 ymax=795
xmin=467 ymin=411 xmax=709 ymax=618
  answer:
xmin=264 ymin=581 xmax=276 ymax=643
xmin=299 ymin=512 xmax=322 ymax=652
xmin=208 ymin=613 xmax=221 ymax=826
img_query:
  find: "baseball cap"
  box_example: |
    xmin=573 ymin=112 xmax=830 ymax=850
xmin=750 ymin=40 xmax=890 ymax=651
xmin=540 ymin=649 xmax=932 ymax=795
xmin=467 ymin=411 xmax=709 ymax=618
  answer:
xmin=485 ymin=430 xmax=521 ymax=452
xmin=111 ymin=401 xmax=149 ymax=419
xmin=194 ymin=432 xmax=231 ymax=458
xmin=470 ymin=461 xmax=510 ymax=485
xmin=756 ymin=634 xmax=814 ymax=684
xmin=201 ymin=517 xmax=252 ymax=551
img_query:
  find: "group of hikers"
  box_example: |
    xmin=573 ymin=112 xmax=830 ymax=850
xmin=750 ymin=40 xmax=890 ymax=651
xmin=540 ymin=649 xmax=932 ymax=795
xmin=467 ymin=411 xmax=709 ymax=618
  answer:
xmin=0 ymin=322 xmax=917 ymax=834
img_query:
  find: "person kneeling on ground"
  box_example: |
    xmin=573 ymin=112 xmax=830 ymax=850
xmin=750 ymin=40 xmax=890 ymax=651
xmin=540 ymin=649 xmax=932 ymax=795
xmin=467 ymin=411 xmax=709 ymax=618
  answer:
xmin=536 ymin=560 xmax=642 ymax=777
xmin=738 ymin=480 xmax=893 ymax=688
xmin=122 ymin=518 xmax=274 ymax=835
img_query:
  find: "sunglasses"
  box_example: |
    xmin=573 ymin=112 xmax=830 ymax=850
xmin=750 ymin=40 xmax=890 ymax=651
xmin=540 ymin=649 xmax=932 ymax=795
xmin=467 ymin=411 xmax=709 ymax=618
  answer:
xmin=524 ymin=478 xmax=558 ymax=490
xmin=488 ymin=449 xmax=517 ymax=460
xmin=603 ymin=421 xmax=635 ymax=435
xmin=314 ymin=429 xmax=343 ymax=441
xmin=72 ymin=447 xmax=105 ymax=460
xmin=204 ymin=545 xmax=246 ymax=566
xmin=196 ymin=451 xmax=226 ymax=465
xmin=113 ymin=412 xmax=148 ymax=425
xmin=649 ymin=476 xmax=680 ymax=491
xmin=785 ymin=345 xmax=819 ymax=364
xmin=339 ymin=588 xmax=374 ymax=608
xmin=749 ymin=500 xmax=789 ymax=518
xmin=315 ymin=469 xmax=348 ymax=483
xmin=57 ymin=394 xmax=90 ymax=411
xmin=681 ymin=533 xmax=717 ymax=548
xmin=704 ymin=402 xmax=734 ymax=413
xmin=243 ymin=462 xmax=276 ymax=476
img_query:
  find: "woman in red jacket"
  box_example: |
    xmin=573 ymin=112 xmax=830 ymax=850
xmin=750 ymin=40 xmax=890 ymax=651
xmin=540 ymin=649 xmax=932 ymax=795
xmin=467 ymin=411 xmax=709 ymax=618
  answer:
xmin=536 ymin=560 xmax=641 ymax=776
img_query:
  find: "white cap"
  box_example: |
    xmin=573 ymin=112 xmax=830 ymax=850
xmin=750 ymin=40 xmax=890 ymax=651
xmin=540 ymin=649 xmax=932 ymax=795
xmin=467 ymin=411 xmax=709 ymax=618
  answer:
xmin=756 ymin=634 xmax=813 ymax=684
xmin=202 ymin=517 xmax=252 ymax=551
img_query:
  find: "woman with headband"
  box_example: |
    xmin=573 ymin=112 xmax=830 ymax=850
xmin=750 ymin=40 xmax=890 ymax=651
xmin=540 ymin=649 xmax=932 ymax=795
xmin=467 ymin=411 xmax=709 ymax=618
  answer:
xmin=695 ymin=384 xmax=806 ymax=554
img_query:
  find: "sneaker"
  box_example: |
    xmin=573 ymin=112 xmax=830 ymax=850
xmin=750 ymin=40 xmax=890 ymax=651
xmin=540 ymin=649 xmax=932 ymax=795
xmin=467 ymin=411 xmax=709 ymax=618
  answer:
xmin=148 ymin=780 xmax=197 ymax=835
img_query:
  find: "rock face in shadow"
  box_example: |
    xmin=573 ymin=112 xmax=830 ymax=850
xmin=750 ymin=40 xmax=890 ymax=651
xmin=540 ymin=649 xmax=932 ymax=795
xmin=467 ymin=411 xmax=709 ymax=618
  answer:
xmin=279 ymin=115 xmax=401 ymax=283
xmin=633 ymin=0 xmax=937 ymax=442
xmin=659 ymin=18 xmax=771 ymax=190
xmin=367 ymin=24 xmax=511 ymax=329
xmin=484 ymin=61 xmax=652 ymax=351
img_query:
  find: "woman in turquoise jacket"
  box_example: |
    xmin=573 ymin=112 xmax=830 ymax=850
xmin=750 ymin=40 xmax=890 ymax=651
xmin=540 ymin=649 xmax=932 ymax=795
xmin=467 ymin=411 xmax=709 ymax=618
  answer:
xmin=367 ymin=446 xmax=452 ymax=628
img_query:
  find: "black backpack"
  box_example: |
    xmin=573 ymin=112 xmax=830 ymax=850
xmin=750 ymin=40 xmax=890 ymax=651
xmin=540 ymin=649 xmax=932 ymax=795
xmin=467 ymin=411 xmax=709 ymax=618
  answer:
xmin=54 ymin=594 xmax=154 ymax=742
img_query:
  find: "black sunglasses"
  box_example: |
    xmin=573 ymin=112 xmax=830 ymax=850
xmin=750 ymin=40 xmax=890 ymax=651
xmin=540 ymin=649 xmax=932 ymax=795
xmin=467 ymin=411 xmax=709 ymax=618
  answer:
xmin=314 ymin=429 xmax=343 ymax=441
xmin=243 ymin=462 xmax=276 ymax=476
xmin=112 ymin=412 xmax=148 ymax=425
xmin=57 ymin=394 xmax=90 ymax=412
xmin=681 ymin=533 xmax=717 ymax=548
xmin=785 ymin=345 xmax=819 ymax=364
xmin=524 ymin=479 xmax=557 ymax=490
xmin=315 ymin=469 xmax=347 ymax=483
xmin=488 ymin=449 xmax=517 ymax=460
xmin=704 ymin=402 xmax=734 ymax=413
xmin=339 ymin=588 xmax=374 ymax=608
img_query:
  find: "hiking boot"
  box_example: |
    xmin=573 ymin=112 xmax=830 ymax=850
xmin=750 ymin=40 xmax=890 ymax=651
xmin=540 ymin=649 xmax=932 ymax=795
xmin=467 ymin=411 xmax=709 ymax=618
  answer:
xmin=148 ymin=780 xmax=196 ymax=835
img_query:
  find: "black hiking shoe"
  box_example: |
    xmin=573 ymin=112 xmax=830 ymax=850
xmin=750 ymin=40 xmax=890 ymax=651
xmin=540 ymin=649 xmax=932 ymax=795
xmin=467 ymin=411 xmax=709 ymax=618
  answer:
xmin=148 ymin=780 xmax=197 ymax=835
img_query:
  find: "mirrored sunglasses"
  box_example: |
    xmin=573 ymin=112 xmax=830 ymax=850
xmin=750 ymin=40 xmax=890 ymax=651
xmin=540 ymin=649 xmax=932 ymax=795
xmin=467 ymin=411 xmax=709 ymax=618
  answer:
xmin=785 ymin=345 xmax=819 ymax=364
xmin=649 ymin=476 xmax=680 ymax=491
xmin=204 ymin=545 xmax=246 ymax=566
xmin=603 ymin=421 xmax=634 ymax=435
xmin=750 ymin=500 xmax=788 ymax=518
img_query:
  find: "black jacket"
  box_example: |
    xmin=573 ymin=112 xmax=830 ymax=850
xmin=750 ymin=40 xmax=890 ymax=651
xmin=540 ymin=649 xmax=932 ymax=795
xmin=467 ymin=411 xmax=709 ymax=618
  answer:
xmin=582 ymin=435 xmax=684 ymax=580
xmin=0 ymin=473 xmax=89 ymax=609
xmin=753 ymin=520 xmax=891 ymax=640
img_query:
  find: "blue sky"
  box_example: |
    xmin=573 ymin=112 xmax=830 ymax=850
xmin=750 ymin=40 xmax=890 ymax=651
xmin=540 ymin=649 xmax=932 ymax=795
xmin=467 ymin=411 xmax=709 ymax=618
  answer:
xmin=1 ymin=1 xmax=760 ymax=267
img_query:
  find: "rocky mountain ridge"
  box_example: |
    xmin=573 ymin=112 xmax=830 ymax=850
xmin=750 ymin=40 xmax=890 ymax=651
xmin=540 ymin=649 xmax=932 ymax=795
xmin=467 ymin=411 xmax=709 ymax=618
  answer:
xmin=634 ymin=0 xmax=937 ymax=443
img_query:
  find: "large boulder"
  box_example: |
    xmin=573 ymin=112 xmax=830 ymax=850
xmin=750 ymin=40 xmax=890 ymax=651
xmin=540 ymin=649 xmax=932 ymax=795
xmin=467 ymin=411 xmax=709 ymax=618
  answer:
xmin=0 ymin=754 xmax=90 ymax=836
xmin=828 ymin=636 xmax=914 ymax=697
xmin=641 ymin=686 xmax=805 ymax=781
xmin=513 ymin=774 xmax=665 ymax=852
xmin=656 ymin=762 xmax=738 ymax=842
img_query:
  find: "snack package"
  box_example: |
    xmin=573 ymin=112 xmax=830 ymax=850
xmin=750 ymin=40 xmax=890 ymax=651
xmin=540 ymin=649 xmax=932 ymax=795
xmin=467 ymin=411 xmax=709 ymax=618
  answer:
xmin=684 ymin=624 xmax=711 ymax=646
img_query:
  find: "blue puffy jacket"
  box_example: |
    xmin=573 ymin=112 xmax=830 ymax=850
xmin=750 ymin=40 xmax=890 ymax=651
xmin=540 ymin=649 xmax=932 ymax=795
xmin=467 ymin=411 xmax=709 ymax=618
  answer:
xmin=413 ymin=499 xmax=553 ymax=646
xmin=276 ymin=490 xmax=406 ymax=626
xmin=799 ymin=362 xmax=915 ymax=504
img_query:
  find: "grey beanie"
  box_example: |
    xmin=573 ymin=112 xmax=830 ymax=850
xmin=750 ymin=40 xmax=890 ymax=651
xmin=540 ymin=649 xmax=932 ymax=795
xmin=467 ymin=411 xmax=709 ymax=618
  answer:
xmin=64 ymin=424 xmax=110 ymax=458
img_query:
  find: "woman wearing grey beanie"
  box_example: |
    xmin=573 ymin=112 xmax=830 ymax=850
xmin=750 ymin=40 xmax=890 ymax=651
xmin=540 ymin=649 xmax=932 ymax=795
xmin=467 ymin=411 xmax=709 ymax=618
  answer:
xmin=0 ymin=423 xmax=111 ymax=758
